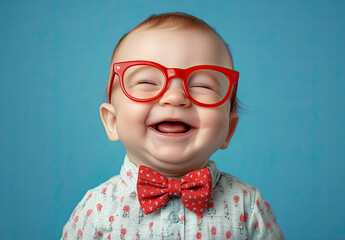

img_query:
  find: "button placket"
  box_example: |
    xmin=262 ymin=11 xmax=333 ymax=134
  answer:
xmin=161 ymin=198 xmax=185 ymax=239
xmin=169 ymin=212 xmax=179 ymax=223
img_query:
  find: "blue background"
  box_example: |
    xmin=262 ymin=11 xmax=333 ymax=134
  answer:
xmin=1 ymin=0 xmax=344 ymax=239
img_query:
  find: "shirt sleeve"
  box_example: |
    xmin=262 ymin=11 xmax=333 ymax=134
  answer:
xmin=60 ymin=189 xmax=99 ymax=240
xmin=247 ymin=189 xmax=285 ymax=240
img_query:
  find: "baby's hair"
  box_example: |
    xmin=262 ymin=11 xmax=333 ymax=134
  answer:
xmin=106 ymin=12 xmax=241 ymax=113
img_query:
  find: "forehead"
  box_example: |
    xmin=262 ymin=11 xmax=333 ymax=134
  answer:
xmin=114 ymin=28 xmax=232 ymax=69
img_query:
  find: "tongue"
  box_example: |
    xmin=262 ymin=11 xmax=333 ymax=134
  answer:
xmin=156 ymin=122 xmax=188 ymax=133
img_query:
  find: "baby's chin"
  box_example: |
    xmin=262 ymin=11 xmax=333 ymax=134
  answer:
xmin=137 ymin=153 xmax=209 ymax=178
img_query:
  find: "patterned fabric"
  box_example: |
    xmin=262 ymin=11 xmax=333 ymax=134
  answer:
xmin=61 ymin=156 xmax=284 ymax=240
xmin=137 ymin=166 xmax=212 ymax=214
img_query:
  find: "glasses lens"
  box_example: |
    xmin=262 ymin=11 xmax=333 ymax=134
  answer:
xmin=187 ymin=69 xmax=229 ymax=104
xmin=123 ymin=65 xmax=165 ymax=100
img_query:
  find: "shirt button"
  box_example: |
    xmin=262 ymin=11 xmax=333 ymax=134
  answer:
xmin=169 ymin=212 xmax=179 ymax=223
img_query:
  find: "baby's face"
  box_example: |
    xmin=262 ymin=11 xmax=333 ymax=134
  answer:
xmin=100 ymin=28 xmax=238 ymax=177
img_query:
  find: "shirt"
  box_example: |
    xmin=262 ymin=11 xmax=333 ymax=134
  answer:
xmin=61 ymin=156 xmax=284 ymax=240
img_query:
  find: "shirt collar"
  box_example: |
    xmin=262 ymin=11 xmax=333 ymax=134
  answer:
xmin=120 ymin=155 xmax=220 ymax=190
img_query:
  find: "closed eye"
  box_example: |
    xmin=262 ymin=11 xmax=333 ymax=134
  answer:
xmin=136 ymin=80 xmax=158 ymax=85
xmin=190 ymin=84 xmax=214 ymax=90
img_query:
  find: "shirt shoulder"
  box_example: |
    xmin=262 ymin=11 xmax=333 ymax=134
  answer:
xmin=90 ymin=174 xmax=123 ymax=198
xmin=217 ymin=171 xmax=257 ymax=198
xmin=60 ymin=174 xmax=123 ymax=240
xmin=214 ymin=172 xmax=284 ymax=239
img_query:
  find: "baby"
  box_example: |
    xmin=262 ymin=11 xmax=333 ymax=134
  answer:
xmin=61 ymin=12 xmax=284 ymax=239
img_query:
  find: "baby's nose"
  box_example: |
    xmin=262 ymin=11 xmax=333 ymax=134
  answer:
xmin=158 ymin=78 xmax=191 ymax=107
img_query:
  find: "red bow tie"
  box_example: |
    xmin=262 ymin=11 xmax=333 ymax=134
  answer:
xmin=137 ymin=166 xmax=212 ymax=215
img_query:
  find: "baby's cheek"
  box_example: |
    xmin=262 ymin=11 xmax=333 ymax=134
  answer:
xmin=200 ymin=110 xmax=230 ymax=143
xmin=205 ymin=108 xmax=229 ymax=129
xmin=116 ymin=116 xmax=140 ymax=138
xmin=115 ymin=103 xmax=151 ymax=141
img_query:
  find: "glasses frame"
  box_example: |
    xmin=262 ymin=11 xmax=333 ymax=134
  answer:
xmin=108 ymin=60 xmax=239 ymax=108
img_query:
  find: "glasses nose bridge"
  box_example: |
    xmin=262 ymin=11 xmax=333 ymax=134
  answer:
xmin=166 ymin=68 xmax=185 ymax=82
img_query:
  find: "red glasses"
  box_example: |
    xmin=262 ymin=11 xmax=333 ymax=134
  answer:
xmin=108 ymin=60 xmax=239 ymax=108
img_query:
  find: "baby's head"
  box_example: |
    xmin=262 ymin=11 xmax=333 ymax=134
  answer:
xmin=100 ymin=13 xmax=239 ymax=177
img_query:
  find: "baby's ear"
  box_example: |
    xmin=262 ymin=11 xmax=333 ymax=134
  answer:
xmin=220 ymin=112 xmax=239 ymax=149
xmin=99 ymin=103 xmax=119 ymax=141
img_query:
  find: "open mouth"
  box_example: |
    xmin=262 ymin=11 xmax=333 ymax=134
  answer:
xmin=151 ymin=121 xmax=191 ymax=134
